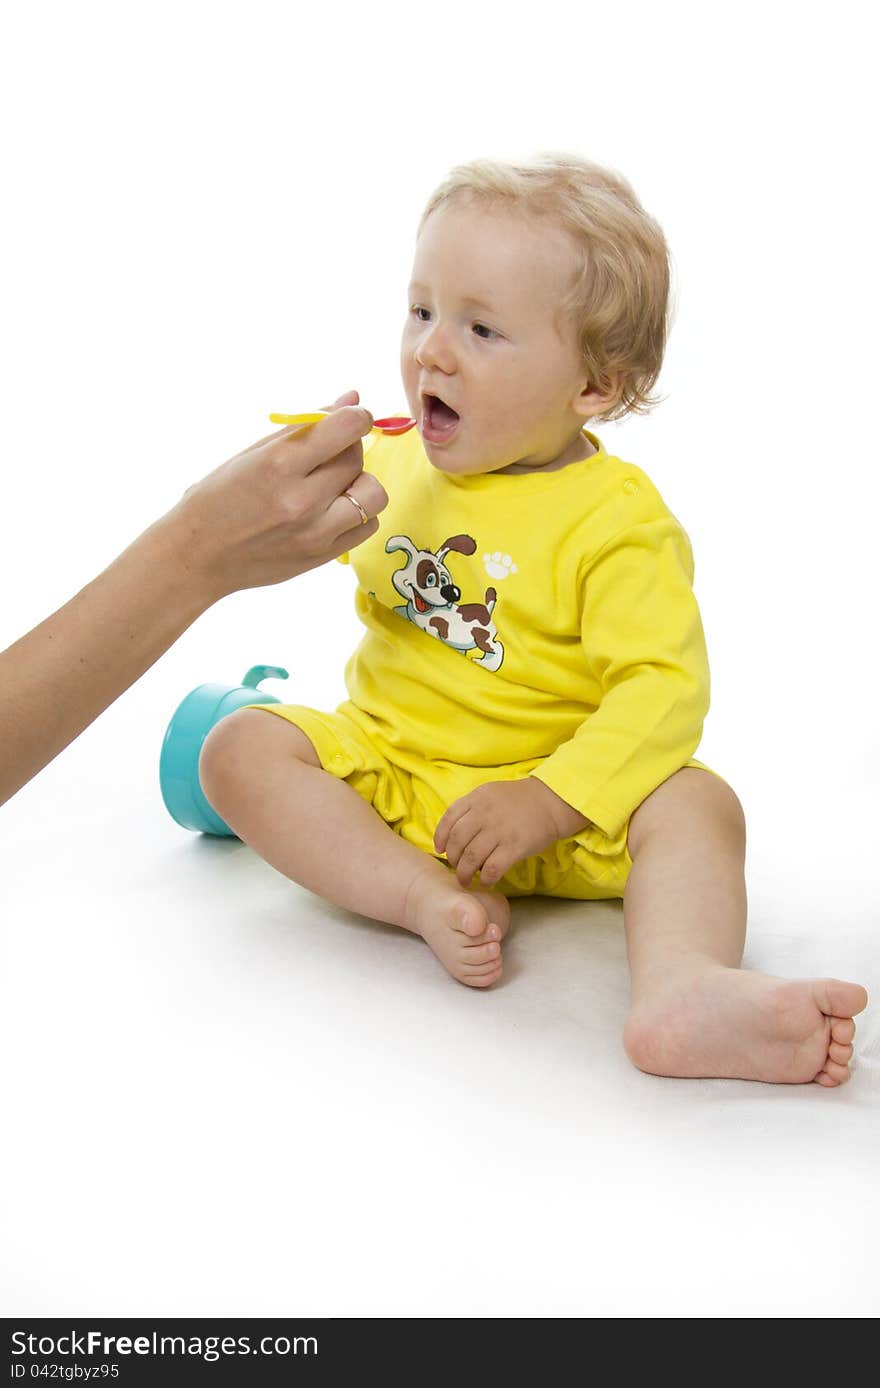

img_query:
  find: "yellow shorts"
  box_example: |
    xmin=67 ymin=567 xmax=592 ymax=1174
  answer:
xmin=248 ymin=700 xmax=714 ymax=901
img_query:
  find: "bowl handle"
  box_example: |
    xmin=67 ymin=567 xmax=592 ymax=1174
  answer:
xmin=241 ymin=665 xmax=290 ymax=691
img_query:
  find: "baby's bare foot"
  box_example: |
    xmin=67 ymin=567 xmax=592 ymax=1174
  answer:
xmin=404 ymin=863 xmax=511 ymax=988
xmin=624 ymin=967 xmax=868 ymax=1085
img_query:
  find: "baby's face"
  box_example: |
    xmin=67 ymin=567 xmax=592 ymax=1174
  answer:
xmin=400 ymin=201 xmax=594 ymax=476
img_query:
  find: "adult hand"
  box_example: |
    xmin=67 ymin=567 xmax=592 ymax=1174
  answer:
xmin=0 ymin=389 xmax=388 ymax=807
xmin=168 ymin=388 xmax=388 ymax=602
xmin=433 ymin=778 xmax=590 ymax=887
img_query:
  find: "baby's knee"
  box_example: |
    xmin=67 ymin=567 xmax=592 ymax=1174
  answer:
xmin=199 ymin=708 xmax=262 ymax=805
xmin=199 ymin=708 xmax=317 ymax=808
xmin=628 ymin=767 xmax=745 ymax=860
xmin=699 ymin=772 xmax=747 ymax=843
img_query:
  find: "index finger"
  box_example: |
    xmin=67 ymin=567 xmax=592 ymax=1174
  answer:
xmin=434 ymin=796 xmax=472 ymax=853
xmin=293 ymin=406 xmax=376 ymax=477
xmin=235 ymin=405 xmax=375 ymax=463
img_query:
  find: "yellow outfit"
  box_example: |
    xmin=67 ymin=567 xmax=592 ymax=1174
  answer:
xmin=250 ymin=424 xmax=714 ymax=898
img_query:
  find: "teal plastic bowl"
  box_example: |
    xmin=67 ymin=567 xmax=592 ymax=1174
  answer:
xmin=160 ymin=664 xmax=289 ymax=835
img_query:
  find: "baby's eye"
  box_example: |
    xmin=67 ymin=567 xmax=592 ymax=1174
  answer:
xmin=410 ymin=306 xmax=498 ymax=340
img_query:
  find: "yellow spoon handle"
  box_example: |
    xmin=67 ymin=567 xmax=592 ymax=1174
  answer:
xmin=268 ymin=412 xmax=327 ymax=431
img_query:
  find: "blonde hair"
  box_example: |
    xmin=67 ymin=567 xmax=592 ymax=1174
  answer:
xmin=417 ymin=152 xmax=672 ymax=422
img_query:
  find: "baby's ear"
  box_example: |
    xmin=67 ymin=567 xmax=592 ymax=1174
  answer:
xmin=578 ymin=371 xmax=624 ymax=418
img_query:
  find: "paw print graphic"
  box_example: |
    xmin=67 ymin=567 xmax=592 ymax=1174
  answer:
xmin=483 ymin=551 xmax=518 ymax=581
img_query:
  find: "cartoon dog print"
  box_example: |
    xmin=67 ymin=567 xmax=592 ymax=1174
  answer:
xmin=385 ymin=533 xmax=504 ymax=671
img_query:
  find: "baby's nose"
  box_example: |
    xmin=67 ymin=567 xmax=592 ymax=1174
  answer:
xmin=441 ymin=583 xmax=460 ymax=603
xmin=416 ymin=320 xmax=456 ymax=373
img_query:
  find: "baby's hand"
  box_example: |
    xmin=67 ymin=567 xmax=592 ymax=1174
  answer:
xmin=434 ymin=778 xmax=590 ymax=888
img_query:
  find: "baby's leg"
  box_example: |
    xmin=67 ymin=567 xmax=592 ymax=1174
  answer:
xmin=621 ymin=768 xmax=868 ymax=1085
xmin=199 ymin=709 xmax=509 ymax=987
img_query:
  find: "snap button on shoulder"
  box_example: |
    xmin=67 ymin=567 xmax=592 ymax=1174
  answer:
xmin=622 ymin=478 xmax=639 ymax=495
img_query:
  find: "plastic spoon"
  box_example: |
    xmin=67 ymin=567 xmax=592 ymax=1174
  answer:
xmin=269 ymin=411 xmax=416 ymax=436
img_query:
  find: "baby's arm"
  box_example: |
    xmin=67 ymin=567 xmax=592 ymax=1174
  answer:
xmin=531 ymin=513 xmax=710 ymax=842
xmin=434 ymin=777 xmax=589 ymax=888
xmin=436 ymin=507 xmax=709 ymax=886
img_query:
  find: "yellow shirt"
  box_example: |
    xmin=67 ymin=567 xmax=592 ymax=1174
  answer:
xmin=338 ymin=423 xmax=710 ymax=839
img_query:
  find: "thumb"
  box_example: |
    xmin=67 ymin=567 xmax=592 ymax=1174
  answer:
xmin=320 ymin=388 xmax=360 ymax=412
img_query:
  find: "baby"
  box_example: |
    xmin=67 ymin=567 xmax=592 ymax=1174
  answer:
xmin=200 ymin=152 xmax=867 ymax=1085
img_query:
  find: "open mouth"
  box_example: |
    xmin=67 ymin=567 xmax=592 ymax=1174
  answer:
xmin=421 ymin=392 xmax=461 ymax=442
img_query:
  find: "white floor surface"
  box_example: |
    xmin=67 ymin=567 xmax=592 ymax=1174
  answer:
xmin=3 ymin=687 xmax=878 ymax=1319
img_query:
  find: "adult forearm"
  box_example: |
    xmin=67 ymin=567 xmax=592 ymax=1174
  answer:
xmin=0 ymin=510 xmax=215 ymax=808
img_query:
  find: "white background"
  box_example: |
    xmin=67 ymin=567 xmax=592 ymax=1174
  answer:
xmin=2 ymin=0 xmax=878 ymax=1319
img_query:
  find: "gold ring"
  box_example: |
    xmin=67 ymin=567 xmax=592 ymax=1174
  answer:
xmin=343 ymin=490 xmax=370 ymax=525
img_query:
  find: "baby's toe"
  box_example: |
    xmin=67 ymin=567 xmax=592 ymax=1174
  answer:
xmin=831 ymin=1016 xmax=856 ymax=1045
xmin=463 ymin=962 xmax=503 ymax=988
xmin=469 ymin=920 xmax=503 ymax=945
xmin=814 ymin=1059 xmax=851 ymax=1087
xmin=454 ymin=900 xmax=489 ymax=938
xmin=462 ymin=957 xmax=503 ymax=976
xmin=464 ymin=940 xmax=501 ymax=965
xmin=828 ymin=1040 xmax=853 ymax=1066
